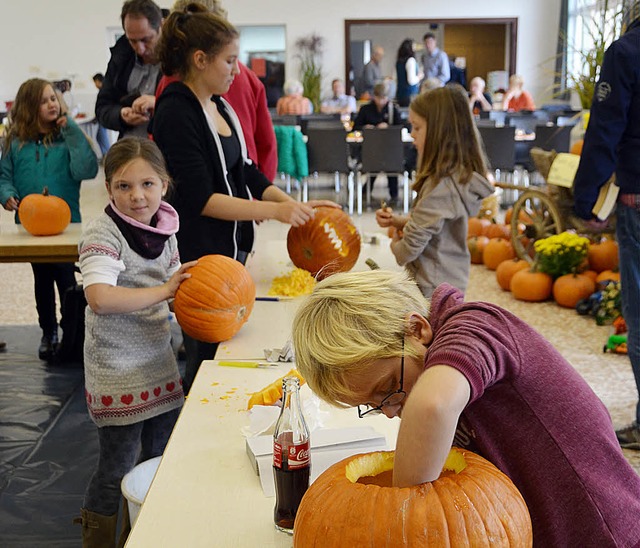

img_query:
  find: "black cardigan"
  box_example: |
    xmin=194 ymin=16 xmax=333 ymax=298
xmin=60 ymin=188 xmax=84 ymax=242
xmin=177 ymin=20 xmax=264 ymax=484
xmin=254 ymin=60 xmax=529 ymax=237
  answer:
xmin=152 ymin=81 xmax=271 ymax=262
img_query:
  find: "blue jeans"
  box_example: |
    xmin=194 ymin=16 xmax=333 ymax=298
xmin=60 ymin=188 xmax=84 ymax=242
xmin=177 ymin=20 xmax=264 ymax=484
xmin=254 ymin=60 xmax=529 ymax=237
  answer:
xmin=616 ymin=204 xmax=640 ymax=423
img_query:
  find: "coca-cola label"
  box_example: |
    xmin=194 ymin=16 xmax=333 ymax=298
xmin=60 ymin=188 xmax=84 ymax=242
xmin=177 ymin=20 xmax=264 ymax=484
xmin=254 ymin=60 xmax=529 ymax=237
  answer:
xmin=273 ymin=440 xmax=310 ymax=470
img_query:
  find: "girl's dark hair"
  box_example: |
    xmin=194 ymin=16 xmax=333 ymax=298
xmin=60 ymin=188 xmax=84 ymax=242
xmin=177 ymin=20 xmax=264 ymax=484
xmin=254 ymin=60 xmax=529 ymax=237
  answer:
xmin=397 ymin=39 xmax=415 ymax=63
xmin=3 ymin=78 xmax=59 ymax=153
xmin=104 ymin=137 xmax=172 ymax=192
xmin=158 ymin=2 xmax=238 ymax=78
xmin=410 ymin=85 xmax=487 ymax=193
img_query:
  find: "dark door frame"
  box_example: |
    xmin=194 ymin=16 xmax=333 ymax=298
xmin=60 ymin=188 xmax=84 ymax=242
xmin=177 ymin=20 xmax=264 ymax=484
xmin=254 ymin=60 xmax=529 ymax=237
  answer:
xmin=345 ymin=17 xmax=518 ymax=87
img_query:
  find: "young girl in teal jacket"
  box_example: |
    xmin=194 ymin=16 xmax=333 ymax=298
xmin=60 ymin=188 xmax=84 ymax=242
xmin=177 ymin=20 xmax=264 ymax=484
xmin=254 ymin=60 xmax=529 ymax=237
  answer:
xmin=0 ymin=78 xmax=98 ymax=360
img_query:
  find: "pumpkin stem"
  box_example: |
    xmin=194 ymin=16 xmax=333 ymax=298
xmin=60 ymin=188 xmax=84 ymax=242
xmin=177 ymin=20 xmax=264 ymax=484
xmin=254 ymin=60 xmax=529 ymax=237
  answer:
xmin=42 ymin=186 xmax=50 ymax=196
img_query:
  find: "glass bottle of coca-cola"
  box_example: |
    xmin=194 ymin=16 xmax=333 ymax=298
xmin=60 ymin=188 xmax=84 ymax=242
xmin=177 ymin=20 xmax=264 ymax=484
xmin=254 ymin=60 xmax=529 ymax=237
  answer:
xmin=273 ymin=375 xmax=311 ymax=534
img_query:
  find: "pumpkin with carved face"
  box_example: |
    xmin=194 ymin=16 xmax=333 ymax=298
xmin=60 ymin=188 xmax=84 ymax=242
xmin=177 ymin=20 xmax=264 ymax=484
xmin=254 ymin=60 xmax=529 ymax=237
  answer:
xmin=286 ymin=206 xmax=361 ymax=280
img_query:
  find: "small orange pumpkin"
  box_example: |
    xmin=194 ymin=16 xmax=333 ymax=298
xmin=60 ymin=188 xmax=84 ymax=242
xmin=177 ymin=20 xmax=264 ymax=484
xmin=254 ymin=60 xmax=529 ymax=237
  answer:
xmin=468 ymin=235 xmax=490 ymax=264
xmin=468 ymin=217 xmax=491 ymax=237
xmin=511 ymin=269 xmax=553 ymax=302
xmin=596 ymin=269 xmax=621 ymax=284
xmin=483 ymin=238 xmax=516 ymax=270
xmin=483 ymin=222 xmax=511 ymax=240
xmin=293 ymin=449 xmax=532 ymax=547
xmin=287 ymin=206 xmax=361 ymax=280
xmin=496 ymin=258 xmax=529 ymax=291
xmin=553 ymin=273 xmax=596 ymax=308
xmin=588 ymin=239 xmax=619 ymax=273
xmin=18 ymin=187 xmax=71 ymax=236
xmin=173 ymin=255 xmax=256 ymax=343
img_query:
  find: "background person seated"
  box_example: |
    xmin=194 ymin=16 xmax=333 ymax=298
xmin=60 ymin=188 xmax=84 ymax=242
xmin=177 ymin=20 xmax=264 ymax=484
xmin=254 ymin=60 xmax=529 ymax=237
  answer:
xmin=275 ymin=79 xmax=313 ymax=115
xmin=320 ymin=78 xmax=356 ymax=115
xmin=468 ymin=76 xmax=493 ymax=114
xmin=502 ymin=74 xmax=536 ymax=112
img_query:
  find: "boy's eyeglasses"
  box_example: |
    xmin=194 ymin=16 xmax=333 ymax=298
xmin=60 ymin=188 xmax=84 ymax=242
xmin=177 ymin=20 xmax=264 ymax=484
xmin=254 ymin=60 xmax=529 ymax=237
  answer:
xmin=357 ymin=339 xmax=406 ymax=418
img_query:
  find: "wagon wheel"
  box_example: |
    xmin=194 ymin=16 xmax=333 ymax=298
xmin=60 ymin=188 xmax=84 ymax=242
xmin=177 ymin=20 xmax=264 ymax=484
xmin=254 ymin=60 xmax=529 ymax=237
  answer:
xmin=510 ymin=189 xmax=564 ymax=263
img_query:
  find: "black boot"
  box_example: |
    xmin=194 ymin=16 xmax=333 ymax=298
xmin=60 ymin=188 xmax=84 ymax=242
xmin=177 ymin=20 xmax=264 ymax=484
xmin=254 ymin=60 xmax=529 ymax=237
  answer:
xmin=38 ymin=332 xmax=59 ymax=361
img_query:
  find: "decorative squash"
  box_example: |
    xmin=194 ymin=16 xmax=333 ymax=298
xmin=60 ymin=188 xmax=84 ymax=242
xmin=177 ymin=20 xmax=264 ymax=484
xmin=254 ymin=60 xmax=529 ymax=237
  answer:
xmin=18 ymin=187 xmax=71 ymax=236
xmin=482 ymin=222 xmax=511 ymax=240
xmin=467 ymin=235 xmax=490 ymax=264
xmin=468 ymin=217 xmax=491 ymax=237
xmin=247 ymin=368 xmax=305 ymax=409
xmin=504 ymin=207 xmax=532 ymax=225
xmin=173 ymin=255 xmax=256 ymax=343
xmin=553 ymin=273 xmax=596 ymax=308
xmin=287 ymin=206 xmax=361 ymax=280
xmin=496 ymin=258 xmax=529 ymax=291
xmin=596 ymin=269 xmax=621 ymax=284
xmin=570 ymin=139 xmax=584 ymax=156
xmin=511 ymin=269 xmax=553 ymax=302
xmin=588 ymin=239 xmax=619 ymax=273
xmin=582 ymin=269 xmax=599 ymax=283
xmin=483 ymin=238 xmax=516 ymax=270
xmin=293 ymin=449 xmax=532 ymax=547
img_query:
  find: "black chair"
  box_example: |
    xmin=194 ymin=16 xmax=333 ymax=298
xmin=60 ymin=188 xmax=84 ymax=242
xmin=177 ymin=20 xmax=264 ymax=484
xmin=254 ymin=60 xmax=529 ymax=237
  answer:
xmin=270 ymin=114 xmax=299 ymax=126
xmin=475 ymin=119 xmax=497 ymax=127
xmin=357 ymin=127 xmax=410 ymax=214
xmin=299 ymin=114 xmax=341 ymax=133
xmin=507 ymin=113 xmax=538 ymax=134
xmin=304 ymin=127 xmax=352 ymax=203
xmin=533 ymin=124 xmax=572 ymax=153
xmin=478 ymin=125 xmax=522 ymax=207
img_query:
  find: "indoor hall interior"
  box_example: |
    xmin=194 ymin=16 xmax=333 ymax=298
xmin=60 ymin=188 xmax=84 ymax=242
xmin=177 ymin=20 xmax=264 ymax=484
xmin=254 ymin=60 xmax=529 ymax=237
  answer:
xmin=0 ymin=169 xmax=639 ymax=546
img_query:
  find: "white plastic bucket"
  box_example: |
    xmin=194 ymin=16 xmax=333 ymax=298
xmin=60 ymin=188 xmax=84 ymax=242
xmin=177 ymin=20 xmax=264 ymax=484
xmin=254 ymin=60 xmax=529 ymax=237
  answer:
xmin=121 ymin=456 xmax=162 ymax=525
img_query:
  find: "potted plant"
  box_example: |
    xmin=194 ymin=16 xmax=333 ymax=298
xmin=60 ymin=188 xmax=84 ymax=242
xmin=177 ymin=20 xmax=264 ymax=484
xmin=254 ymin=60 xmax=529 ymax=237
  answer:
xmin=295 ymin=33 xmax=324 ymax=112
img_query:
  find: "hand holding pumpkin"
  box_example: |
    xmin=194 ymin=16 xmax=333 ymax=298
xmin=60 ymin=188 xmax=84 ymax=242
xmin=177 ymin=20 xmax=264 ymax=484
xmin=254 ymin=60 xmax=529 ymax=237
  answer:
xmin=273 ymin=201 xmax=315 ymax=227
xmin=164 ymin=260 xmax=197 ymax=299
xmin=375 ymin=206 xmax=394 ymax=228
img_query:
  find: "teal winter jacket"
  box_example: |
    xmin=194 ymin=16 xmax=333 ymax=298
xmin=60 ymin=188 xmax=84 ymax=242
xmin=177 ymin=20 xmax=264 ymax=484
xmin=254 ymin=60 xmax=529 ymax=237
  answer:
xmin=0 ymin=117 xmax=98 ymax=222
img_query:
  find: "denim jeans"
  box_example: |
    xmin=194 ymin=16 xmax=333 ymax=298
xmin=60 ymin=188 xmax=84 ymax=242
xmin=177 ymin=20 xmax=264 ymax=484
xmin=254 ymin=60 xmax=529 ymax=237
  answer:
xmin=616 ymin=204 xmax=640 ymax=423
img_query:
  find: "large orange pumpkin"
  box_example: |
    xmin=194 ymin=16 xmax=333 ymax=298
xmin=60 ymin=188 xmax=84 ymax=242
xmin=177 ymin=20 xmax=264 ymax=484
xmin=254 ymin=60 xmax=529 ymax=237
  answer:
xmin=587 ymin=239 xmax=619 ymax=273
xmin=510 ymin=269 xmax=553 ymax=302
xmin=483 ymin=238 xmax=516 ymax=270
xmin=18 ymin=187 xmax=71 ymax=236
xmin=596 ymin=269 xmax=621 ymax=284
xmin=293 ymin=449 xmax=532 ymax=547
xmin=553 ymin=273 xmax=596 ymax=308
xmin=173 ymin=255 xmax=256 ymax=343
xmin=287 ymin=206 xmax=361 ymax=280
xmin=496 ymin=258 xmax=529 ymax=291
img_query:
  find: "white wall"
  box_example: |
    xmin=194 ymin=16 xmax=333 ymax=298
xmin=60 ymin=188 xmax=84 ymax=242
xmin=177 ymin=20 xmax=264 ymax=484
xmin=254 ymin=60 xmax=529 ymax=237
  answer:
xmin=0 ymin=0 xmax=562 ymax=111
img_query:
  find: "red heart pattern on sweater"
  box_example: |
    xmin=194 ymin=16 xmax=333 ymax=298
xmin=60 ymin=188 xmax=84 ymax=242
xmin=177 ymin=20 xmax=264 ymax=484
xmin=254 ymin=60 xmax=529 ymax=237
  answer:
xmin=121 ymin=394 xmax=134 ymax=405
xmin=140 ymin=391 xmax=149 ymax=401
xmin=102 ymin=395 xmax=113 ymax=407
xmin=166 ymin=382 xmax=175 ymax=392
xmin=153 ymin=387 xmax=161 ymax=397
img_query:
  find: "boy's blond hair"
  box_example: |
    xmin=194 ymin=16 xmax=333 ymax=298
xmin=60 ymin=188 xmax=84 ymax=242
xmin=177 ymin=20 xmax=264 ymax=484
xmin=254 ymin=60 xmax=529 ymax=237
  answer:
xmin=292 ymin=270 xmax=430 ymax=407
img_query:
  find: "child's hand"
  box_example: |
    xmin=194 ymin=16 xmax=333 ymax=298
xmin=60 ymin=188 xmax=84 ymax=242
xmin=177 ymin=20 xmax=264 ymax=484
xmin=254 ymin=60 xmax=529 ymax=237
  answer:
xmin=306 ymin=199 xmax=341 ymax=209
xmin=375 ymin=206 xmax=394 ymax=228
xmin=3 ymin=197 xmax=19 ymax=212
xmin=56 ymin=114 xmax=68 ymax=129
xmin=165 ymin=260 xmax=197 ymax=299
xmin=275 ymin=201 xmax=315 ymax=227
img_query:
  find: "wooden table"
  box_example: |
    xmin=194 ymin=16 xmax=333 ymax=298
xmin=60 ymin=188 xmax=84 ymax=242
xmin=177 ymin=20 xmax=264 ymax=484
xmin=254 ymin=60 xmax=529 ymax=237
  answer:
xmin=0 ymin=223 xmax=81 ymax=263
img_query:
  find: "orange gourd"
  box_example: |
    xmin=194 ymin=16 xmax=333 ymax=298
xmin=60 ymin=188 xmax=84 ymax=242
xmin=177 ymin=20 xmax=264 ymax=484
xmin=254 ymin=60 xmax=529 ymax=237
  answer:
xmin=511 ymin=269 xmax=553 ymax=302
xmin=173 ymin=255 xmax=256 ymax=343
xmin=18 ymin=187 xmax=71 ymax=236
xmin=588 ymin=239 xmax=619 ymax=273
xmin=482 ymin=222 xmax=511 ymax=240
xmin=596 ymin=269 xmax=621 ymax=283
xmin=483 ymin=238 xmax=516 ymax=270
xmin=293 ymin=449 xmax=532 ymax=547
xmin=468 ymin=235 xmax=490 ymax=264
xmin=570 ymin=139 xmax=584 ymax=155
xmin=553 ymin=273 xmax=596 ymax=308
xmin=468 ymin=217 xmax=491 ymax=237
xmin=496 ymin=258 xmax=529 ymax=291
xmin=287 ymin=206 xmax=361 ymax=280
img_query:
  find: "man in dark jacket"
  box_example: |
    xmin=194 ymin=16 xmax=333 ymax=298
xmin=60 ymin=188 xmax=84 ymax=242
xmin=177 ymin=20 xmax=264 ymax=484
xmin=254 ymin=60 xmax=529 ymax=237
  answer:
xmin=573 ymin=1 xmax=640 ymax=449
xmin=95 ymin=0 xmax=163 ymax=139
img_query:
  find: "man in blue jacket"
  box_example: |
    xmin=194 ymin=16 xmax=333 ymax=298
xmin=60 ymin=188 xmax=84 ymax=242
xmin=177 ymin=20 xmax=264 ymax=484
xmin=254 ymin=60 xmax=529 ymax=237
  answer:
xmin=573 ymin=1 xmax=640 ymax=449
xmin=95 ymin=0 xmax=163 ymax=139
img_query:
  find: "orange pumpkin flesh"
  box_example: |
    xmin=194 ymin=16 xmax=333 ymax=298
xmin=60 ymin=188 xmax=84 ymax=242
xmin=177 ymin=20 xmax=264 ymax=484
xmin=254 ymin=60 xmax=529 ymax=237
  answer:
xmin=287 ymin=206 xmax=361 ymax=280
xmin=293 ymin=449 xmax=532 ymax=547
xmin=173 ymin=255 xmax=256 ymax=343
xmin=18 ymin=187 xmax=71 ymax=236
